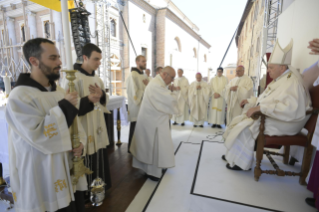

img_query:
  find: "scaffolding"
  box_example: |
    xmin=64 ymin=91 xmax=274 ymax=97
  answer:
xmin=93 ymin=0 xmax=112 ymax=95
xmin=265 ymin=0 xmax=282 ymax=52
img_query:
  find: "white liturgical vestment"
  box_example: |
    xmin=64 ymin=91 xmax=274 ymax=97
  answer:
xmin=208 ymin=75 xmax=228 ymax=125
xmin=6 ymin=82 xmax=87 ymax=212
xmin=62 ymin=72 xmax=110 ymax=155
xmin=223 ymin=69 xmax=311 ymax=170
xmin=172 ymin=76 xmax=189 ymax=123
xmin=126 ymin=69 xmax=148 ymax=122
xmin=189 ymin=80 xmax=210 ymax=125
xmin=130 ymin=75 xmax=179 ymax=178
xmin=225 ymin=75 xmax=253 ymax=125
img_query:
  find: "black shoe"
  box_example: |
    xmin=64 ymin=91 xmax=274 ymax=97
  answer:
xmin=222 ymin=155 xmax=227 ymax=162
xmin=181 ymin=123 xmax=185 ymax=126
xmin=172 ymin=122 xmax=178 ymax=125
xmin=194 ymin=125 xmax=198 ymax=127
xmin=199 ymin=125 xmax=204 ymax=128
xmin=305 ymin=198 xmax=316 ymax=208
xmin=162 ymin=169 xmax=167 ymax=174
xmin=147 ymin=175 xmax=160 ymax=181
xmin=289 ymin=157 xmax=299 ymax=166
xmin=226 ymin=163 xmax=251 ymax=171
xmin=212 ymin=124 xmax=216 ymax=128
xmin=216 ymin=125 xmax=222 ymax=129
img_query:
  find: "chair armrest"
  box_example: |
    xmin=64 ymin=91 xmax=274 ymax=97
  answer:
xmin=307 ymin=108 xmax=319 ymax=115
xmin=251 ymin=111 xmax=265 ymax=120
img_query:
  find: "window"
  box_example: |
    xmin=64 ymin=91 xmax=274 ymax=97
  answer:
xmin=230 ymin=70 xmax=233 ymax=75
xmin=250 ymin=12 xmax=253 ymax=28
xmin=204 ymin=54 xmax=207 ymax=62
xmin=256 ymin=37 xmax=260 ymax=53
xmin=143 ymin=14 xmax=146 ymax=23
xmin=21 ymin=24 xmax=26 ymax=42
xmin=44 ymin=21 xmax=50 ymax=39
xmin=251 ymin=45 xmax=254 ymax=57
xmin=193 ymin=48 xmax=197 ymax=58
xmin=110 ymin=19 xmax=116 ymax=37
xmin=1 ymin=30 xmax=4 ymax=41
xmin=174 ymin=37 xmax=181 ymax=52
xmin=141 ymin=47 xmax=147 ymax=59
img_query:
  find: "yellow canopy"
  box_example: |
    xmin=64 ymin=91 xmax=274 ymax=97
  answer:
xmin=29 ymin=0 xmax=75 ymax=12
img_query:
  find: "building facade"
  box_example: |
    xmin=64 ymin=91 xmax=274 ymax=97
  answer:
xmin=0 ymin=0 xmax=211 ymax=97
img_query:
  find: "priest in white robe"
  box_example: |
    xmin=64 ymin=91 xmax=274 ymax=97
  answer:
xmin=223 ymin=39 xmax=312 ymax=171
xmin=189 ymin=73 xmax=210 ymax=127
xmin=208 ymin=67 xmax=228 ymax=128
xmin=6 ymin=38 xmax=87 ymax=212
xmin=145 ymin=68 xmax=153 ymax=81
xmin=130 ymin=66 xmax=179 ymax=181
xmin=225 ymin=66 xmax=253 ymax=125
xmin=172 ymin=68 xmax=189 ymax=126
xmin=61 ymin=43 xmax=112 ymax=194
xmin=155 ymin=66 xmax=163 ymax=75
xmin=126 ymin=55 xmax=148 ymax=152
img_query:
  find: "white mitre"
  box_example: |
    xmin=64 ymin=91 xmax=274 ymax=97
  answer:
xmin=268 ymin=39 xmax=293 ymax=65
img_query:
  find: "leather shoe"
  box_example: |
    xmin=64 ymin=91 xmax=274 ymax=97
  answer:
xmin=222 ymin=155 xmax=227 ymax=162
xmin=212 ymin=124 xmax=216 ymax=128
xmin=172 ymin=122 xmax=178 ymax=125
xmin=147 ymin=174 xmax=160 ymax=181
xmin=181 ymin=123 xmax=185 ymax=126
xmin=226 ymin=163 xmax=251 ymax=171
xmin=305 ymin=198 xmax=316 ymax=208
xmin=199 ymin=125 xmax=204 ymax=128
xmin=216 ymin=125 xmax=222 ymax=129
xmin=194 ymin=125 xmax=198 ymax=127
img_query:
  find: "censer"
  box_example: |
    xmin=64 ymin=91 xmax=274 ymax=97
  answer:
xmin=89 ymin=102 xmax=106 ymax=206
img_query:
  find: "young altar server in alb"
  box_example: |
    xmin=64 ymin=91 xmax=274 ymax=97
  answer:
xmin=61 ymin=43 xmax=112 ymax=193
xmin=172 ymin=68 xmax=189 ymax=126
xmin=222 ymin=39 xmax=312 ymax=171
xmin=130 ymin=66 xmax=179 ymax=181
xmin=188 ymin=72 xmax=210 ymax=127
xmin=225 ymin=65 xmax=253 ymax=125
xmin=126 ymin=55 xmax=148 ymax=152
xmin=6 ymin=38 xmax=87 ymax=212
xmin=208 ymin=67 xmax=228 ymax=128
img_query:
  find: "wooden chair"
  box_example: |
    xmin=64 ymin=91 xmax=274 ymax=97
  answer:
xmin=251 ymin=85 xmax=319 ymax=185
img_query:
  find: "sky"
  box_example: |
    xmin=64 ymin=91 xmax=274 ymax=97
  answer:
xmin=171 ymin=0 xmax=247 ymax=72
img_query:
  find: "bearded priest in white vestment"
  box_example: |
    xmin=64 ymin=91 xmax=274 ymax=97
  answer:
xmin=172 ymin=68 xmax=189 ymax=126
xmin=126 ymin=55 xmax=148 ymax=152
xmin=6 ymin=38 xmax=87 ymax=212
xmin=222 ymin=39 xmax=312 ymax=171
xmin=225 ymin=66 xmax=253 ymax=125
xmin=189 ymin=73 xmax=210 ymax=127
xmin=130 ymin=66 xmax=179 ymax=181
xmin=62 ymin=43 xmax=112 ymax=194
xmin=208 ymin=67 xmax=228 ymax=128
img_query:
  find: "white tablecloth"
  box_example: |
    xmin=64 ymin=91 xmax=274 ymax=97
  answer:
xmin=107 ymin=96 xmax=129 ymax=126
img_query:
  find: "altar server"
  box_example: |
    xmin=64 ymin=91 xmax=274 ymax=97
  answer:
xmin=6 ymin=38 xmax=87 ymax=212
xmin=126 ymin=55 xmax=148 ymax=152
xmin=61 ymin=43 xmax=112 ymax=192
xmin=188 ymin=72 xmax=210 ymax=127
xmin=208 ymin=67 xmax=228 ymax=128
xmin=225 ymin=65 xmax=253 ymax=125
xmin=172 ymin=69 xmax=189 ymax=126
xmin=222 ymin=39 xmax=311 ymax=171
xmin=130 ymin=66 xmax=179 ymax=181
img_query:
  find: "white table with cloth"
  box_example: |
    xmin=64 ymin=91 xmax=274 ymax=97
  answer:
xmin=0 ymin=96 xmax=128 ymax=182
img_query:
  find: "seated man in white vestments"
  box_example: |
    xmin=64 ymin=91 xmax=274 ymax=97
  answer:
xmin=145 ymin=68 xmax=153 ymax=81
xmin=62 ymin=43 xmax=112 ymax=199
xmin=222 ymin=39 xmax=312 ymax=171
xmin=189 ymin=73 xmax=210 ymax=127
xmin=225 ymin=66 xmax=253 ymax=125
xmin=5 ymin=38 xmax=87 ymax=212
xmin=208 ymin=67 xmax=228 ymax=128
xmin=172 ymin=68 xmax=189 ymax=126
xmin=130 ymin=66 xmax=179 ymax=181
xmin=126 ymin=55 xmax=148 ymax=152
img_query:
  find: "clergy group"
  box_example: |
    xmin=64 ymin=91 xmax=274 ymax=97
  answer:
xmin=3 ymin=35 xmax=319 ymax=212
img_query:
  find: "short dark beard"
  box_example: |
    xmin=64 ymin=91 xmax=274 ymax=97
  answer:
xmin=39 ymin=61 xmax=60 ymax=81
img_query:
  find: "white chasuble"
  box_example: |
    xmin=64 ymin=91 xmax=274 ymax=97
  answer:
xmin=208 ymin=76 xmax=228 ymax=125
xmin=62 ymin=72 xmax=110 ymax=155
xmin=6 ymin=86 xmax=87 ymax=212
xmin=126 ymin=70 xmax=148 ymax=122
xmin=225 ymin=75 xmax=253 ymax=125
xmin=188 ymin=81 xmax=210 ymax=125
xmin=130 ymin=75 xmax=179 ymax=178
xmin=223 ymin=70 xmax=311 ymax=170
xmin=172 ymin=76 xmax=189 ymax=123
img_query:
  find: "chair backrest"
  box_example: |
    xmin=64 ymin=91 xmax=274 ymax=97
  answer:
xmin=304 ymin=85 xmax=319 ymax=134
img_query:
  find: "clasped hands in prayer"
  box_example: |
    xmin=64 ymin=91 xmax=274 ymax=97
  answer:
xmin=230 ymin=86 xmax=238 ymax=91
xmin=168 ymin=85 xmax=181 ymax=92
xmin=240 ymin=99 xmax=260 ymax=118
